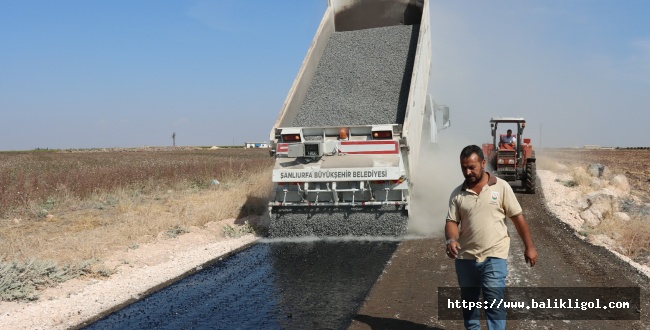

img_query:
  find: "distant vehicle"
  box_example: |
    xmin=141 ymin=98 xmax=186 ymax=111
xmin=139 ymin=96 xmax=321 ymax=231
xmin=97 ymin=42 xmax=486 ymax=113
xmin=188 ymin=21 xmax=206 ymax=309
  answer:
xmin=482 ymin=117 xmax=536 ymax=193
xmin=244 ymin=142 xmax=269 ymax=149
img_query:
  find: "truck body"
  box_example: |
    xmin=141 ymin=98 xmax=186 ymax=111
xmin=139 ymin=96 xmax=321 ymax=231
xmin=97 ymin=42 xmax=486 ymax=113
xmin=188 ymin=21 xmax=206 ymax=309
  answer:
xmin=268 ymin=0 xmax=449 ymax=237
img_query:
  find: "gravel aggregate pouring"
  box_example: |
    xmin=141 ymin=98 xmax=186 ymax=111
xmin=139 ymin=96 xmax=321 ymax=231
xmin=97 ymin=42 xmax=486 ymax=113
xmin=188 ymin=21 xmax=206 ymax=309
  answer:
xmin=269 ymin=205 xmax=408 ymax=237
xmin=291 ymin=24 xmax=419 ymax=127
xmin=83 ymin=241 xmax=398 ymax=330
xmin=277 ymin=24 xmax=419 ymax=238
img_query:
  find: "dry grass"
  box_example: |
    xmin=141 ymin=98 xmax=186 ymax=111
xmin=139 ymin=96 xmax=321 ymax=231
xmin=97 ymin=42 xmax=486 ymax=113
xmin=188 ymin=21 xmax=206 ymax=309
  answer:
xmin=1 ymin=168 xmax=272 ymax=261
xmin=0 ymin=148 xmax=270 ymax=219
xmin=592 ymin=214 xmax=650 ymax=259
xmin=0 ymin=148 xmax=274 ymax=301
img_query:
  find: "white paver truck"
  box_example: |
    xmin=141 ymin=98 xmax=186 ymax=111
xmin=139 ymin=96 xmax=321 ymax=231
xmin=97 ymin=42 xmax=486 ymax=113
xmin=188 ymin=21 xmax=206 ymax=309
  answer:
xmin=268 ymin=0 xmax=449 ymax=237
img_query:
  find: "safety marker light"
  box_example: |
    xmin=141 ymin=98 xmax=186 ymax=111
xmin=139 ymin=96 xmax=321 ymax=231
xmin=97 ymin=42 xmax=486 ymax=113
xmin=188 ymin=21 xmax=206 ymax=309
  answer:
xmin=372 ymin=131 xmax=393 ymax=139
xmin=282 ymin=134 xmax=301 ymax=142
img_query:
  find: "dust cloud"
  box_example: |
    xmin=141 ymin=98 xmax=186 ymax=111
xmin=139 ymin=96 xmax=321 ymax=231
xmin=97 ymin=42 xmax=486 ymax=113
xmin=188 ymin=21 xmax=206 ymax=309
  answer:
xmin=407 ymin=130 xmax=473 ymax=237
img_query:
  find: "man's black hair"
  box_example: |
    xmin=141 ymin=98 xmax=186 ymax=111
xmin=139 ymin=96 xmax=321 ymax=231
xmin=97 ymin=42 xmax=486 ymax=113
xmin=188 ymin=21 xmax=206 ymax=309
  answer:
xmin=460 ymin=145 xmax=484 ymax=161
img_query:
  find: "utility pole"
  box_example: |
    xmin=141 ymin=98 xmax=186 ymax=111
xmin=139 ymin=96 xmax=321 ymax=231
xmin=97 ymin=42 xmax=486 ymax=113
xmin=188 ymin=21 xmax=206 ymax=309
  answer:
xmin=172 ymin=132 xmax=176 ymax=147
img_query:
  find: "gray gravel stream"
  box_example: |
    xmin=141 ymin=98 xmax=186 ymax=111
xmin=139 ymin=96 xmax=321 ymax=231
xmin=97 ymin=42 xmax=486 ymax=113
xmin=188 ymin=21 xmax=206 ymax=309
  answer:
xmin=292 ymin=24 xmax=419 ymax=127
xmin=269 ymin=205 xmax=408 ymax=237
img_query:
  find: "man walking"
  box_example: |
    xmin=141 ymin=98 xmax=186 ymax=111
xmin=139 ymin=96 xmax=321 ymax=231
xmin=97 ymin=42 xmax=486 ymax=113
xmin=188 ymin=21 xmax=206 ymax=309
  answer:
xmin=445 ymin=145 xmax=537 ymax=329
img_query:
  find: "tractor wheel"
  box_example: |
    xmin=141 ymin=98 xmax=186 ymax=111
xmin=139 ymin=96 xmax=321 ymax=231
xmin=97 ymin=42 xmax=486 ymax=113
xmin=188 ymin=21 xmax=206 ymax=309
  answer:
xmin=525 ymin=161 xmax=536 ymax=194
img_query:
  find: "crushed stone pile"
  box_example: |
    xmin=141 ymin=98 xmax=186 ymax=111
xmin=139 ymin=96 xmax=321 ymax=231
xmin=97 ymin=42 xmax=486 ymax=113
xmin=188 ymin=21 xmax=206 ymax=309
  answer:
xmin=292 ymin=24 xmax=419 ymax=127
xmin=269 ymin=206 xmax=408 ymax=238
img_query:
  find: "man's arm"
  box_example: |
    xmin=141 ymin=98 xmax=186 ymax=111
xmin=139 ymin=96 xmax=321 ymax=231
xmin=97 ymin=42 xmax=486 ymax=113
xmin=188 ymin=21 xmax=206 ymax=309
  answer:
xmin=510 ymin=214 xmax=538 ymax=267
xmin=445 ymin=221 xmax=461 ymax=259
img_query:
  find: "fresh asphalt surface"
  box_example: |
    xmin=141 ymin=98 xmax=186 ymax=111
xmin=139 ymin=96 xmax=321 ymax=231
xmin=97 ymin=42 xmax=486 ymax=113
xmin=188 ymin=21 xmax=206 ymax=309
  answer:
xmin=81 ymin=188 xmax=649 ymax=330
xmin=82 ymin=241 xmax=399 ymax=329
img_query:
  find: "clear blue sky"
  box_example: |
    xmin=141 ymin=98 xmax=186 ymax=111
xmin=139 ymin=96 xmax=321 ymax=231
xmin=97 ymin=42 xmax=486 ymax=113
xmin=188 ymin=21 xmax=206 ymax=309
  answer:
xmin=1 ymin=0 xmax=648 ymax=150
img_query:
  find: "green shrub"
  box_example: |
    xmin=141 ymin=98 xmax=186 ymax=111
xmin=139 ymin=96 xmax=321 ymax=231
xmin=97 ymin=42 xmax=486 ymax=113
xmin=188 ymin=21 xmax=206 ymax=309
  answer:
xmin=0 ymin=259 xmax=94 ymax=301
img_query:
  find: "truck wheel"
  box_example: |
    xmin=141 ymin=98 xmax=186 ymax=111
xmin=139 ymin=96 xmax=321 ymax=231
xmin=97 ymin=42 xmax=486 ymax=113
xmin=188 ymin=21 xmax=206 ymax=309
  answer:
xmin=525 ymin=162 xmax=536 ymax=194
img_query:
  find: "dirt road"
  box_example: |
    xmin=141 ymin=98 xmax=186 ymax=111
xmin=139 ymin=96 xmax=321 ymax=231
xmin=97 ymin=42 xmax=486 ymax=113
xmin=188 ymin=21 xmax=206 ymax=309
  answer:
xmin=349 ymin=191 xmax=649 ymax=330
xmin=75 ymin=171 xmax=647 ymax=329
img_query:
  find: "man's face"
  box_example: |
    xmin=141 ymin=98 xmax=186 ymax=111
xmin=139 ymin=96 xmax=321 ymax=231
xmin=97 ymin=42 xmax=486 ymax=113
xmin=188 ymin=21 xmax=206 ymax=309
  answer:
xmin=507 ymin=130 xmax=512 ymax=137
xmin=460 ymin=153 xmax=485 ymax=184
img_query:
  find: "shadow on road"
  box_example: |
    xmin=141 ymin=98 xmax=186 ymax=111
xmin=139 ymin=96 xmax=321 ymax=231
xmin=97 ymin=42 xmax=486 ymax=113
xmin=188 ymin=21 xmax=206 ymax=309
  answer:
xmin=235 ymin=194 xmax=270 ymax=235
xmin=352 ymin=314 xmax=443 ymax=330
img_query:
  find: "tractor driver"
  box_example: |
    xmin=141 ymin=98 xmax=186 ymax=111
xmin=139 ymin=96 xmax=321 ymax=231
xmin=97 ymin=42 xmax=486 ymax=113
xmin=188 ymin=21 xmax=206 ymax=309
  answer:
xmin=501 ymin=129 xmax=516 ymax=148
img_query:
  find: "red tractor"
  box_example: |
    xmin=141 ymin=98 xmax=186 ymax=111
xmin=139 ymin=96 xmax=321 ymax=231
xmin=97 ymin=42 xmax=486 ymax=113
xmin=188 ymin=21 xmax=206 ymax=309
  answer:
xmin=482 ymin=117 xmax=536 ymax=193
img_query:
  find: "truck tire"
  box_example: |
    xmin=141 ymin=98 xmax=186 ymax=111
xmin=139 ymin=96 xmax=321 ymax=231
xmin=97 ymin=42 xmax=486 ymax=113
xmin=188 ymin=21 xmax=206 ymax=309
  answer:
xmin=525 ymin=161 xmax=536 ymax=194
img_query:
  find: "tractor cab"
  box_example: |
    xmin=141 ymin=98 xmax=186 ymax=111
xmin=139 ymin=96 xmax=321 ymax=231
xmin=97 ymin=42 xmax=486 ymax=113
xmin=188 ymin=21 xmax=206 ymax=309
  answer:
xmin=482 ymin=117 xmax=536 ymax=193
xmin=498 ymin=133 xmax=516 ymax=150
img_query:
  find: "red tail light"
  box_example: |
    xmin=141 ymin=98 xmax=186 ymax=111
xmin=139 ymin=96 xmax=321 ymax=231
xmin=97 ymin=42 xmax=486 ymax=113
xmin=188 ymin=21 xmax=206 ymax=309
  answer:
xmin=282 ymin=134 xmax=301 ymax=142
xmin=372 ymin=131 xmax=393 ymax=139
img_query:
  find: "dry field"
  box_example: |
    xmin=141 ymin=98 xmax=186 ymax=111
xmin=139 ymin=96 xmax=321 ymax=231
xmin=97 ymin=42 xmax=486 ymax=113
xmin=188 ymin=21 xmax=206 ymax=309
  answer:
xmin=0 ymin=147 xmax=274 ymax=301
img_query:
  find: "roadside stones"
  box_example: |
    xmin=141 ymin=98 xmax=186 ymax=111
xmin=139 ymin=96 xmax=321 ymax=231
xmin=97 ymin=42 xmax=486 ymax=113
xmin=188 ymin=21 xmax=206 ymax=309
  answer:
xmin=574 ymin=194 xmax=590 ymax=210
xmin=576 ymin=163 xmax=633 ymax=227
xmin=546 ymin=162 xmax=645 ymax=247
xmin=579 ymin=190 xmax=619 ymax=227
xmin=610 ymin=174 xmax=630 ymax=195
xmin=613 ymin=212 xmax=631 ymax=222
xmin=643 ymin=204 xmax=650 ymax=216
xmin=620 ymin=199 xmax=650 ymax=216
xmin=587 ymin=163 xmax=606 ymax=178
xmin=543 ymin=163 xmax=645 ymax=259
xmin=590 ymin=177 xmax=603 ymax=189
xmin=580 ymin=209 xmax=602 ymax=227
